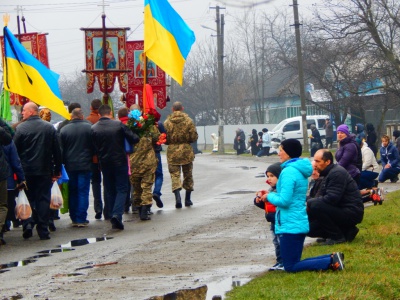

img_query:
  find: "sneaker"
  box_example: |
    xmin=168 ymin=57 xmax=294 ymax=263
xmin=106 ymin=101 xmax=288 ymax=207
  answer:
xmin=269 ymin=262 xmax=284 ymax=271
xmin=319 ymin=237 xmax=346 ymax=245
xmin=331 ymin=252 xmax=345 ymax=271
xmin=71 ymin=222 xmax=79 ymax=227
xmin=77 ymin=223 xmax=88 ymax=228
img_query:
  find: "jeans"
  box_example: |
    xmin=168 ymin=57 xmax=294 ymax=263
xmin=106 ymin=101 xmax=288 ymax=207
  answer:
xmin=325 ymin=137 xmax=333 ymax=148
xmin=68 ymin=171 xmax=91 ymax=223
xmin=270 ymin=222 xmax=282 ymax=264
xmin=24 ymin=175 xmax=53 ymax=237
xmin=379 ymin=167 xmax=400 ymax=182
xmin=359 ymin=170 xmax=379 ymax=189
xmin=153 ymin=151 xmax=163 ymax=196
xmin=102 ymin=164 xmax=129 ymax=222
xmin=279 ymin=233 xmax=331 ymax=272
xmin=257 ymin=147 xmax=270 ymax=157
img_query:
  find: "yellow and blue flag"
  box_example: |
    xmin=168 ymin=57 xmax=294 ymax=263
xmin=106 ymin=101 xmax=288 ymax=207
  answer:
xmin=144 ymin=0 xmax=195 ymax=86
xmin=2 ymin=26 xmax=70 ymax=119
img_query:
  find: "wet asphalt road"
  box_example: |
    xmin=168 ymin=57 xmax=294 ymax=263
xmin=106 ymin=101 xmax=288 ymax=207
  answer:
xmin=0 ymin=152 xmax=397 ymax=299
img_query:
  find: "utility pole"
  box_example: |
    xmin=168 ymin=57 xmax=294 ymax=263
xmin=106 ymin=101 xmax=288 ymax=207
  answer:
xmin=292 ymin=0 xmax=309 ymax=152
xmin=215 ymin=6 xmax=225 ymax=153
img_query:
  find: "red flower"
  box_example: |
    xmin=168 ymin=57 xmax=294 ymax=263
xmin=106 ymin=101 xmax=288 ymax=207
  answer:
xmin=143 ymin=114 xmax=149 ymax=120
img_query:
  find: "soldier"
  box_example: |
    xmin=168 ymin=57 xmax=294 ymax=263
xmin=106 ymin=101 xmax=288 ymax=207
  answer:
xmin=129 ymin=104 xmax=160 ymax=220
xmin=164 ymin=101 xmax=198 ymax=208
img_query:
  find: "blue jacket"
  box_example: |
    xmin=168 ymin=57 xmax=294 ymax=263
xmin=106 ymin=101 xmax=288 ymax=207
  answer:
xmin=267 ymin=158 xmax=312 ymax=235
xmin=2 ymin=140 xmax=25 ymax=190
xmin=380 ymin=141 xmax=400 ymax=169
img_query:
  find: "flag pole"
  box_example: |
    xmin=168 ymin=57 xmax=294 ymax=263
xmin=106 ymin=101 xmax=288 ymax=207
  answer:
xmin=143 ymin=52 xmax=147 ymax=112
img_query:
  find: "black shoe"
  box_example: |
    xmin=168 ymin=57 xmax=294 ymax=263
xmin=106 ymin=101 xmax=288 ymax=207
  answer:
xmin=320 ymin=237 xmax=346 ymax=245
xmin=95 ymin=212 xmax=102 ymax=220
xmin=152 ymin=194 xmax=164 ymax=208
xmin=174 ymin=189 xmax=182 ymax=209
xmin=39 ymin=234 xmax=51 ymax=240
xmin=111 ymin=217 xmax=124 ymax=230
xmin=23 ymin=225 xmax=33 ymax=239
xmin=390 ymin=176 xmax=399 ymax=183
xmin=1 ymin=225 xmax=10 ymax=233
xmin=12 ymin=220 xmax=21 ymax=228
xmin=140 ymin=205 xmax=151 ymax=221
xmin=344 ymin=227 xmax=359 ymax=242
xmin=49 ymin=223 xmax=57 ymax=232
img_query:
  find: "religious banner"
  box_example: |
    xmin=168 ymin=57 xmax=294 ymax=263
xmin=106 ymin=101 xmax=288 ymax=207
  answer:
xmin=0 ymin=32 xmax=49 ymax=106
xmin=81 ymin=28 xmax=129 ymax=94
xmin=126 ymin=40 xmax=167 ymax=109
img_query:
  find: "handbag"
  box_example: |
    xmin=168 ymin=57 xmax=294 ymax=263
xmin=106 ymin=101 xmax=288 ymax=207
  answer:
xmin=50 ymin=181 xmax=63 ymax=210
xmin=15 ymin=190 xmax=32 ymax=220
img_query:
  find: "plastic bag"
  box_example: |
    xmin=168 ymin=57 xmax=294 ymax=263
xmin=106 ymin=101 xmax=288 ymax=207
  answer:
xmin=50 ymin=182 xmax=63 ymax=210
xmin=60 ymin=182 xmax=69 ymax=214
xmin=57 ymin=164 xmax=69 ymax=185
xmin=15 ymin=189 xmax=32 ymax=220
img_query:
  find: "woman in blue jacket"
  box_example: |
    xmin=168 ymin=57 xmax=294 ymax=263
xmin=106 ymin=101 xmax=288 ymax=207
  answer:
xmin=263 ymin=139 xmax=344 ymax=272
xmin=379 ymin=135 xmax=400 ymax=183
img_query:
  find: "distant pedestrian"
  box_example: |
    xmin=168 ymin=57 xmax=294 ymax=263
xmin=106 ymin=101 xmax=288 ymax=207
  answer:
xmin=365 ymin=123 xmax=377 ymax=157
xmin=250 ymin=129 xmax=259 ymax=156
xmin=91 ymin=104 xmax=139 ymax=230
xmin=256 ymin=128 xmax=271 ymax=157
xmin=309 ymin=124 xmax=323 ymax=157
xmin=323 ymin=118 xmax=333 ymax=148
xmin=234 ymin=128 xmax=246 ymax=155
xmin=379 ymin=134 xmax=400 ymax=183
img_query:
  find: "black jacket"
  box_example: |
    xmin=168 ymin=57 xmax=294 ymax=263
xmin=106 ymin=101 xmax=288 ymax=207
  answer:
xmin=60 ymin=119 xmax=94 ymax=172
xmin=91 ymin=117 xmax=139 ymax=167
xmin=307 ymin=164 xmax=364 ymax=224
xmin=14 ymin=116 xmax=62 ymax=177
xmin=0 ymin=122 xmax=12 ymax=181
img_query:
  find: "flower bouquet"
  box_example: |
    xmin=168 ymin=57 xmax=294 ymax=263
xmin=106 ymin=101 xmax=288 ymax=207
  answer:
xmin=127 ymin=108 xmax=158 ymax=138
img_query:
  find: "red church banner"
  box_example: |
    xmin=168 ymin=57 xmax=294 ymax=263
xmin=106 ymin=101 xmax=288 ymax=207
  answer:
xmin=0 ymin=32 xmax=49 ymax=105
xmin=125 ymin=40 xmax=167 ymax=109
xmin=81 ymin=28 xmax=129 ymax=94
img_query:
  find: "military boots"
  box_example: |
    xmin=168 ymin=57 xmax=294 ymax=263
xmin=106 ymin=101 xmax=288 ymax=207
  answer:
xmin=174 ymin=189 xmax=182 ymax=208
xmin=185 ymin=190 xmax=193 ymax=207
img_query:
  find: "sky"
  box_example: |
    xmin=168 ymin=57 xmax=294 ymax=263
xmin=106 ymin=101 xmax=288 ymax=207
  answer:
xmin=0 ymin=0 xmax=316 ymax=79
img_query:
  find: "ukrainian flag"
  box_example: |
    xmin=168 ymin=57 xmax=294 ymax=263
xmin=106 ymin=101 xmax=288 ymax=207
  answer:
xmin=2 ymin=26 xmax=70 ymax=120
xmin=144 ymin=0 xmax=195 ymax=86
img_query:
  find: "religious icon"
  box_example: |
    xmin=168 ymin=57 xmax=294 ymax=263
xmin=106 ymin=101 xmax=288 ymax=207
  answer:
xmin=134 ymin=50 xmax=157 ymax=78
xmin=94 ymin=37 xmax=118 ymax=70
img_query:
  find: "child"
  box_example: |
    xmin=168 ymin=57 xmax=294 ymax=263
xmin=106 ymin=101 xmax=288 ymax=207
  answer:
xmin=254 ymin=162 xmax=283 ymax=271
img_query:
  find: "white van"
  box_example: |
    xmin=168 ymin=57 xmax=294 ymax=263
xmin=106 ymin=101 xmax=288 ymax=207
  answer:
xmin=269 ymin=115 xmax=329 ymax=145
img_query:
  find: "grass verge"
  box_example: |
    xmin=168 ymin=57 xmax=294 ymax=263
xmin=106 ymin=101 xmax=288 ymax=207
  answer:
xmin=226 ymin=191 xmax=400 ymax=300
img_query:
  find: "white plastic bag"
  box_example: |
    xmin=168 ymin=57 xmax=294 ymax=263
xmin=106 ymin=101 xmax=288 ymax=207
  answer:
xmin=15 ymin=189 xmax=32 ymax=220
xmin=50 ymin=181 xmax=63 ymax=210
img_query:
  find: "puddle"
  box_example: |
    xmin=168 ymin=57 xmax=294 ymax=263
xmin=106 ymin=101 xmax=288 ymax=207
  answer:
xmin=232 ymin=166 xmax=257 ymax=170
xmin=255 ymin=173 xmax=266 ymax=178
xmin=0 ymin=259 xmax=37 ymax=270
xmin=59 ymin=237 xmax=113 ymax=248
xmin=38 ymin=248 xmax=75 ymax=254
xmin=206 ymin=276 xmax=251 ymax=300
xmin=225 ymin=190 xmax=255 ymax=195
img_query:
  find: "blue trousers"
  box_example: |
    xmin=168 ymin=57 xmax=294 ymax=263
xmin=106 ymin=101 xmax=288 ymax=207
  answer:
xmin=379 ymin=167 xmax=400 ymax=182
xmin=279 ymin=233 xmax=331 ymax=272
xmin=102 ymin=164 xmax=129 ymax=222
xmin=153 ymin=151 xmax=163 ymax=196
xmin=359 ymin=170 xmax=379 ymax=189
xmin=68 ymin=171 xmax=91 ymax=223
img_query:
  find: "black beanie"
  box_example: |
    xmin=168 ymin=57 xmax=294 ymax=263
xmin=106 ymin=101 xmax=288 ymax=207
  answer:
xmin=266 ymin=162 xmax=282 ymax=178
xmin=280 ymin=138 xmax=302 ymax=158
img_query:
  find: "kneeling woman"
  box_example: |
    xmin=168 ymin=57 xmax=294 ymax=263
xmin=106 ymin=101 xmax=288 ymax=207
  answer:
xmin=262 ymin=139 xmax=344 ymax=272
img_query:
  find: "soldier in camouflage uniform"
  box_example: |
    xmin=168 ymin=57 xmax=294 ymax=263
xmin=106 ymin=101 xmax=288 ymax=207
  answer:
xmin=164 ymin=101 xmax=198 ymax=208
xmin=129 ymin=105 xmax=160 ymax=221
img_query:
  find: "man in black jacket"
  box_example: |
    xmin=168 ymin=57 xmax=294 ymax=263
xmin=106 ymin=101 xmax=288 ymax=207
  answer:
xmin=91 ymin=105 xmax=139 ymax=230
xmin=14 ymin=102 xmax=62 ymax=240
xmin=60 ymin=108 xmax=94 ymax=227
xmin=307 ymin=149 xmax=364 ymax=245
xmin=0 ymin=121 xmax=12 ymax=245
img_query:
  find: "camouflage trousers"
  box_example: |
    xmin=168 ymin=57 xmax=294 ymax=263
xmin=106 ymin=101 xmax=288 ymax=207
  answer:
xmin=168 ymin=162 xmax=194 ymax=192
xmin=130 ymin=172 xmax=155 ymax=207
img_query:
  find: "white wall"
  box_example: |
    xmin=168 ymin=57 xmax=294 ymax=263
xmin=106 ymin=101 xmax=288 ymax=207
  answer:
xmin=196 ymin=124 xmax=278 ymax=149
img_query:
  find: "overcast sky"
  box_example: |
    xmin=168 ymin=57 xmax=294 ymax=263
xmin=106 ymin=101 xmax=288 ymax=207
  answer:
xmin=1 ymin=0 xmax=316 ymax=78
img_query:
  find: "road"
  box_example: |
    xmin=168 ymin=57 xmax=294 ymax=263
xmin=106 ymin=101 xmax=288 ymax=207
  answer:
xmin=0 ymin=153 xmax=396 ymax=300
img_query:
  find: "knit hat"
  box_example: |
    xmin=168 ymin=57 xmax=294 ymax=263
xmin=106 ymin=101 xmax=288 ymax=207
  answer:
xmin=262 ymin=128 xmax=268 ymax=133
xmin=266 ymin=162 xmax=282 ymax=178
xmin=280 ymin=138 xmax=302 ymax=158
xmin=337 ymin=124 xmax=350 ymax=136
xmin=310 ymin=124 xmax=316 ymax=130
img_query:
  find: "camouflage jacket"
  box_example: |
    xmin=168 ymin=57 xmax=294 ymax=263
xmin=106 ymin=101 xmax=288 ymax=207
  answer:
xmin=164 ymin=111 xmax=198 ymax=165
xmin=130 ymin=124 xmax=160 ymax=176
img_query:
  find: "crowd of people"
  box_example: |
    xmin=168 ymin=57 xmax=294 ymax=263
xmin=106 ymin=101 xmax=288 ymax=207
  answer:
xmin=0 ymin=100 xmax=198 ymax=245
xmin=254 ymin=121 xmax=400 ymax=273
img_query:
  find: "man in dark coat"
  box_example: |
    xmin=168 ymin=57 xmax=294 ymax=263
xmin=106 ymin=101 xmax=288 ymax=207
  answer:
xmin=307 ymin=149 xmax=364 ymax=245
xmin=60 ymin=108 xmax=94 ymax=227
xmin=14 ymin=102 xmax=62 ymax=240
xmin=91 ymin=105 xmax=139 ymax=230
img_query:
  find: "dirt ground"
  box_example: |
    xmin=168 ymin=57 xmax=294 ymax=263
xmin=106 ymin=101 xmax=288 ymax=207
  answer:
xmin=0 ymin=154 xmax=396 ymax=300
